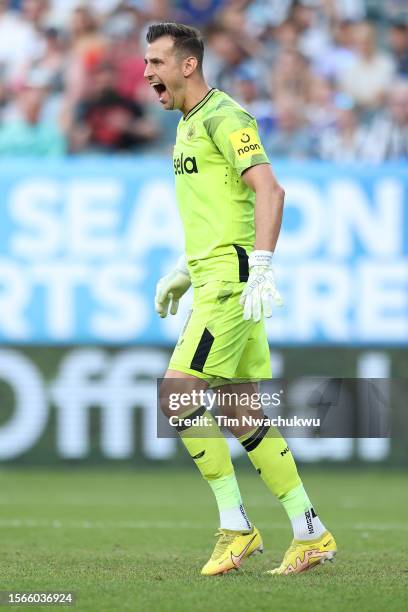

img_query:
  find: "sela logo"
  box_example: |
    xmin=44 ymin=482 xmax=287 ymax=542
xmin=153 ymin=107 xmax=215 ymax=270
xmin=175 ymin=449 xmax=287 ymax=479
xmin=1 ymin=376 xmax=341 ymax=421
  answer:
xmin=238 ymin=133 xmax=260 ymax=156
xmin=173 ymin=152 xmax=198 ymax=175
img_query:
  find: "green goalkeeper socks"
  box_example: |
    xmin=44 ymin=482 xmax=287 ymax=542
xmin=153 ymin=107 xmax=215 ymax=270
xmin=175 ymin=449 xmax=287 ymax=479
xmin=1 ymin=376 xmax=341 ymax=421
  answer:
xmin=208 ymin=473 xmax=251 ymax=531
xmin=239 ymin=425 xmax=301 ymax=498
xmin=177 ymin=406 xmax=251 ymax=531
xmin=239 ymin=424 xmax=326 ymax=539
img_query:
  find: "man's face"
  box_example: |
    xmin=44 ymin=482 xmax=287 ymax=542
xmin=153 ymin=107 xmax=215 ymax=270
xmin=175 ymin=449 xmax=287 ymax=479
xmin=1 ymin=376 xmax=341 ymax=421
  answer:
xmin=144 ymin=36 xmax=185 ymax=111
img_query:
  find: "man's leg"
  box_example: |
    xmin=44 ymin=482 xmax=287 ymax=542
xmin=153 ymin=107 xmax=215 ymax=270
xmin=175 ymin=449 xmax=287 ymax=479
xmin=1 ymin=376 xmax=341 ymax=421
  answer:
xmin=160 ymin=370 xmax=263 ymax=575
xmin=161 ymin=369 xmax=252 ymax=531
xmin=216 ymin=382 xmax=337 ymax=574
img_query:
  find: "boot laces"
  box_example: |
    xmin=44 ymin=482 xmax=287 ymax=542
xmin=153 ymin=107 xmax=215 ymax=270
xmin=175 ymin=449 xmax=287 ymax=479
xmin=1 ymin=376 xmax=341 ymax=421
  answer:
xmin=212 ymin=530 xmax=236 ymax=560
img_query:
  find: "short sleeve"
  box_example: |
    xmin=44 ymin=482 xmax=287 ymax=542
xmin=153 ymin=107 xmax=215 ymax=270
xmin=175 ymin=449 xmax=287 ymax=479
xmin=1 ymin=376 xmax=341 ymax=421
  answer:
xmin=203 ymin=108 xmax=269 ymax=175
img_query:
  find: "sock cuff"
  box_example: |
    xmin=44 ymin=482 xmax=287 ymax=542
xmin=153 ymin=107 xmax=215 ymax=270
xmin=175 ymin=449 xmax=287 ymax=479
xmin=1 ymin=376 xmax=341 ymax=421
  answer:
xmin=175 ymin=405 xmax=207 ymax=432
xmin=208 ymin=471 xmax=243 ymax=510
xmin=280 ymin=483 xmax=312 ymax=519
xmin=238 ymin=427 xmax=257 ymax=444
xmin=239 ymin=420 xmax=270 ymax=452
xmin=208 ymin=471 xmax=236 ymax=488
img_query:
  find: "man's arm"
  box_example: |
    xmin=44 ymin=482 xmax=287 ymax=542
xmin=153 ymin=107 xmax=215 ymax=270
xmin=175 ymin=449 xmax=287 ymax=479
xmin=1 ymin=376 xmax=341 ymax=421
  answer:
xmin=239 ymin=163 xmax=284 ymax=321
xmin=205 ymin=108 xmax=284 ymax=320
xmin=242 ymin=163 xmax=285 ymax=252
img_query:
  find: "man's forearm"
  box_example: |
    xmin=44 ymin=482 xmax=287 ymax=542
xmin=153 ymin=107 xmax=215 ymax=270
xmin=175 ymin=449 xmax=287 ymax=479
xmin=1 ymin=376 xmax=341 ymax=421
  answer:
xmin=253 ymin=183 xmax=285 ymax=252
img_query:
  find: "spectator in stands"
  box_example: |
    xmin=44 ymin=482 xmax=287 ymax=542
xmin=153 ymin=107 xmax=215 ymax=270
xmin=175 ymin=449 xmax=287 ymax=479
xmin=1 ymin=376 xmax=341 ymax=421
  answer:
xmin=260 ymin=19 xmax=299 ymax=71
xmin=232 ymin=67 xmax=275 ymax=139
xmin=383 ymin=0 xmax=408 ymax=23
xmin=21 ymin=0 xmax=47 ymax=30
xmin=204 ymin=24 xmax=249 ymax=93
xmin=218 ymin=2 xmax=265 ymax=61
xmin=47 ymin=1 xmax=123 ymax=29
xmin=292 ymin=0 xmax=332 ymax=64
xmin=306 ymin=74 xmax=337 ymax=135
xmin=265 ymin=94 xmax=313 ymax=158
xmin=315 ymin=19 xmax=356 ymax=81
xmin=107 ymin=12 xmax=148 ymax=104
xmin=174 ymin=0 xmax=224 ymax=26
xmin=361 ymin=80 xmax=408 ymax=161
xmin=0 ymin=81 xmax=66 ymax=156
xmin=0 ymin=0 xmax=405 ymax=163
xmin=139 ymin=0 xmax=171 ymax=21
xmin=64 ymin=5 xmax=109 ymax=107
xmin=70 ymin=61 xmax=156 ymax=153
xmin=26 ymin=26 xmax=66 ymax=98
xmin=388 ymin=20 xmax=408 ymax=76
xmin=329 ymin=0 xmax=366 ymax=22
xmin=245 ymin=0 xmax=293 ymax=32
xmin=270 ymin=48 xmax=311 ymax=101
xmin=273 ymin=18 xmax=299 ymax=51
xmin=0 ymin=0 xmax=44 ymax=86
xmin=316 ymin=93 xmax=367 ymax=162
xmin=339 ymin=21 xmax=396 ymax=110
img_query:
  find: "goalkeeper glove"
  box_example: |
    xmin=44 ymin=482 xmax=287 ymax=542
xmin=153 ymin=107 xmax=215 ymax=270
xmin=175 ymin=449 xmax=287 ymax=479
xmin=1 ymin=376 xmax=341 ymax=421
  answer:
xmin=155 ymin=255 xmax=191 ymax=318
xmin=239 ymin=250 xmax=283 ymax=322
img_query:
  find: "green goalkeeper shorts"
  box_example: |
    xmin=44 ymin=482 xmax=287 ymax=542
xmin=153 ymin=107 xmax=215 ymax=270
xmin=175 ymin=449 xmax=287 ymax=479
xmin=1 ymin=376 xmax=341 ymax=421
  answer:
xmin=169 ymin=280 xmax=272 ymax=383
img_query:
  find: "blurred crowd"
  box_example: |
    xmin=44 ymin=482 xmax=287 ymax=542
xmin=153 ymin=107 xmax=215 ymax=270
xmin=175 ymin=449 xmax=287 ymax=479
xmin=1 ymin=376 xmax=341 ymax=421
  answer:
xmin=0 ymin=0 xmax=407 ymax=161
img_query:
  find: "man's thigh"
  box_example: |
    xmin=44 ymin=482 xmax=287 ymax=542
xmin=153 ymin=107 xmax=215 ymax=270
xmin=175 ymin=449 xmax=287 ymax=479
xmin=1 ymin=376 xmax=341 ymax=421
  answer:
xmin=169 ymin=281 xmax=258 ymax=381
xmin=235 ymin=320 xmax=272 ymax=381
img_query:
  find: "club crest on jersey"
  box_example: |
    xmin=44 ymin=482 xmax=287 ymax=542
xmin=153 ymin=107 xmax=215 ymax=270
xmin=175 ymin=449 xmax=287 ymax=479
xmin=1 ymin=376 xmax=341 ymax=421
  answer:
xmin=174 ymin=152 xmax=198 ymax=175
xmin=229 ymin=127 xmax=262 ymax=159
xmin=186 ymin=123 xmax=196 ymax=140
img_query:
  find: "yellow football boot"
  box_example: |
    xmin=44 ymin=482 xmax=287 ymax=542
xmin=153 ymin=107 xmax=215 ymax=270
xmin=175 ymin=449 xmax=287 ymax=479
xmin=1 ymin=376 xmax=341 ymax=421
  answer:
xmin=201 ymin=526 xmax=263 ymax=576
xmin=267 ymin=530 xmax=337 ymax=575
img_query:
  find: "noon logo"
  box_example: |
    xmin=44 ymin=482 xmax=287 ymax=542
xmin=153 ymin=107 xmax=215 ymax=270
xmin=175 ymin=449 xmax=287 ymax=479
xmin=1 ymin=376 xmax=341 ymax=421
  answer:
xmin=173 ymin=152 xmax=198 ymax=175
xmin=238 ymin=132 xmax=260 ymax=156
xmin=229 ymin=127 xmax=263 ymax=159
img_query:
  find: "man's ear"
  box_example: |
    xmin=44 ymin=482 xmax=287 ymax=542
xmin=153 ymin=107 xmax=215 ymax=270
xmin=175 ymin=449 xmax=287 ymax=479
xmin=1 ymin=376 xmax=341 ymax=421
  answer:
xmin=183 ymin=56 xmax=198 ymax=77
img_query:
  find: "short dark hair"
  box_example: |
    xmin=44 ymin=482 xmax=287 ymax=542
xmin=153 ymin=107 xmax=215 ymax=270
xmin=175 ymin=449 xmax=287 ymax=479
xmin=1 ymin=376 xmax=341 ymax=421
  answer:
xmin=146 ymin=22 xmax=204 ymax=71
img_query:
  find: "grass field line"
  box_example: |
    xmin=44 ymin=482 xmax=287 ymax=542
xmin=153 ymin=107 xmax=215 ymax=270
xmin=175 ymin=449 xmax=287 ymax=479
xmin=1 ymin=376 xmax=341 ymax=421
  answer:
xmin=0 ymin=498 xmax=365 ymax=509
xmin=0 ymin=518 xmax=407 ymax=531
xmin=0 ymin=518 xmax=268 ymax=530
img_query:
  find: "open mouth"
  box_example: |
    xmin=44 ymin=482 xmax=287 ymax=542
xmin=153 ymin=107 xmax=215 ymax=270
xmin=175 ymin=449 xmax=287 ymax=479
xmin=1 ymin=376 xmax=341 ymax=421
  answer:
xmin=151 ymin=82 xmax=167 ymax=100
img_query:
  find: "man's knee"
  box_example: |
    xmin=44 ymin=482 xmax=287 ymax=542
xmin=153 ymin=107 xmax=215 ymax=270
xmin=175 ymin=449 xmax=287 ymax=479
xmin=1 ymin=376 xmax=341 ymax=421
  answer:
xmin=159 ymin=370 xmax=208 ymax=418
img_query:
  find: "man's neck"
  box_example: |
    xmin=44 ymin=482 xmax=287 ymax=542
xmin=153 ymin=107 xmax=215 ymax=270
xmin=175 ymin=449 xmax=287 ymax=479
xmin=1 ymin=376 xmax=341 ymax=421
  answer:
xmin=181 ymin=82 xmax=212 ymax=117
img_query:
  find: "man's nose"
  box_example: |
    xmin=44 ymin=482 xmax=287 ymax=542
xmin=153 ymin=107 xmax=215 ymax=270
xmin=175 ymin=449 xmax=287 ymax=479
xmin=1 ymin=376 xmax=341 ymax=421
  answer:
xmin=144 ymin=64 xmax=153 ymax=79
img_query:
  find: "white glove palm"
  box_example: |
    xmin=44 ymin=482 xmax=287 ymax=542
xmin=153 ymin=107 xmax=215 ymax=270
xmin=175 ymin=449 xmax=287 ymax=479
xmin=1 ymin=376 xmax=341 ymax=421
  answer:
xmin=239 ymin=250 xmax=283 ymax=322
xmin=155 ymin=256 xmax=191 ymax=318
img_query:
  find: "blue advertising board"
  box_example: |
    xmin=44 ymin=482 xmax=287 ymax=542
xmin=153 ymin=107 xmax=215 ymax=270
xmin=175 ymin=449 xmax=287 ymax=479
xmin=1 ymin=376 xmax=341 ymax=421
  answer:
xmin=0 ymin=158 xmax=406 ymax=345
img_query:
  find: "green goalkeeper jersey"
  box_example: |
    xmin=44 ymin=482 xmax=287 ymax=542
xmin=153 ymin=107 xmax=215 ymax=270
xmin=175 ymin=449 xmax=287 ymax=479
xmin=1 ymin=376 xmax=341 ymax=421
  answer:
xmin=173 ymin=88 xmax=270 ymax=287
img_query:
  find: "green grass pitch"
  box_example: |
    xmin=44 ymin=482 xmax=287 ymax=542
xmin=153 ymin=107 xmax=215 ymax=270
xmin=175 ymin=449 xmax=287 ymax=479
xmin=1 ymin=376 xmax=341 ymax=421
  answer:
xmin=0 ymin=468 xmax=407 ymax=611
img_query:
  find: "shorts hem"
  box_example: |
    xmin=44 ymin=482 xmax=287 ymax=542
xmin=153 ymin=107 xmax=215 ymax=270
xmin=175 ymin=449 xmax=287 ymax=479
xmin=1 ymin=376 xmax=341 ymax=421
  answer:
xmin=168 ymin=362 xmax=272 ymax=384
xmin=168 ymin=362 xmax=232 ymax=381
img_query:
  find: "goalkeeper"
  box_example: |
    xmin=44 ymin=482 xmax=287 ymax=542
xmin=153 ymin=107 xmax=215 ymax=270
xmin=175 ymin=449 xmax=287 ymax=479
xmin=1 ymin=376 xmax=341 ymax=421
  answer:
xmin=144 ymin=22 xmax=337 ymax=576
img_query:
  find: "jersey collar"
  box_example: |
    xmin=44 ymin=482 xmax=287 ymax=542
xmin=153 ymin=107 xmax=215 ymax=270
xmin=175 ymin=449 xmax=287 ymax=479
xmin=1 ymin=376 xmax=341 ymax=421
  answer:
xmin=183 ymin=88 xmax=217 ymax=122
